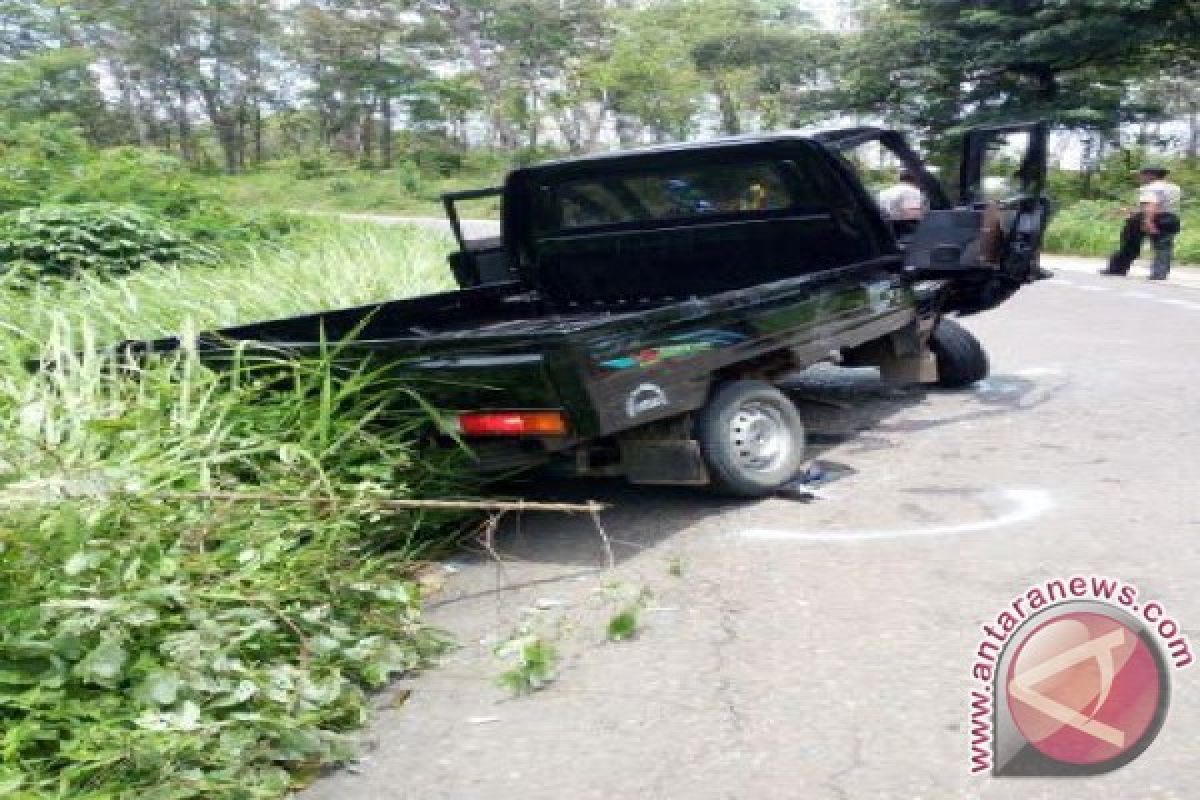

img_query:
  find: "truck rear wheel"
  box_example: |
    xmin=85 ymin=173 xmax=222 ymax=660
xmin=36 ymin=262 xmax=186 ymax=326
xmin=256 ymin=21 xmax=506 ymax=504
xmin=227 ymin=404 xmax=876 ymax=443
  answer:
xmin=930 ymin=317 xmax=989 ymax=388
xmin=696 ymin=380 xmax=805 ymax=497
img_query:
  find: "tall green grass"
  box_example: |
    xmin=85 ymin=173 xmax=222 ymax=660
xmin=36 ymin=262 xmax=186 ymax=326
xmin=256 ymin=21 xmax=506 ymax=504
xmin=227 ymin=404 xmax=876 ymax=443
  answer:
xmin=210 ymin=166 xmax=503 ymax=218
xmin=1 ymin=221 xmax=456 ymax=351
xmin=1044 ymin=200 xmax=1199 ymax=265
xmin=0 ymin=222 xmax=472 ymax=798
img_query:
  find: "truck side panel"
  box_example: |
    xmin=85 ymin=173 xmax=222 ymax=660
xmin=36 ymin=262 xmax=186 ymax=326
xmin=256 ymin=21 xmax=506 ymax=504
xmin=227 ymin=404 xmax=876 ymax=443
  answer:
xmin=566 ymin=259 xmax=913 ymax=436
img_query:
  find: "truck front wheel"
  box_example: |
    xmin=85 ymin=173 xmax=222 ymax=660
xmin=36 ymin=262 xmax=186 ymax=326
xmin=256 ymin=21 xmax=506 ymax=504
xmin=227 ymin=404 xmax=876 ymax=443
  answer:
xmin=696 ymin=380 xmax=805 ymax=497
xmin=930 ymin=317 xmax=989 ymax=388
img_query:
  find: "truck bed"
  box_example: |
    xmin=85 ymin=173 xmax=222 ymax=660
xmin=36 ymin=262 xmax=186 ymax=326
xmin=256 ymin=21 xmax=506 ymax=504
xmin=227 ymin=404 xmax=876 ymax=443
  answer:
xmin=127 ymin=258 xmax=915 ymax=443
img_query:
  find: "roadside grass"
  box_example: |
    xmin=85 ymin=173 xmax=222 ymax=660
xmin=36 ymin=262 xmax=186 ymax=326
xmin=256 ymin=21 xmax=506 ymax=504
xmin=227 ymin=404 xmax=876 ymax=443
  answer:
xmin=0 ymin=221 xmax=472 ymax=798
xmin=1045 ymin=200 xmax=1199 ymax=264
xmin=0 ymin=220 xmax=456 ymax=350
xmin=209 ymin=166 xmax=503 ymax=219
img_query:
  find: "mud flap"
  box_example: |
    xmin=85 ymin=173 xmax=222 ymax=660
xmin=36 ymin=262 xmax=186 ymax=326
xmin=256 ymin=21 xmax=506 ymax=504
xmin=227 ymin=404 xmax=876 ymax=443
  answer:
xmin=620 ymin=439 xmax=711 ymax=485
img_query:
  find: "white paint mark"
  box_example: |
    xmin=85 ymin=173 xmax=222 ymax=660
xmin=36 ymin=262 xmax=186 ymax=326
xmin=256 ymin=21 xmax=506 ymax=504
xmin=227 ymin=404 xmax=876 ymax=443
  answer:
xmin=1123 ymin=291 xmax=1154 ymax=299
xmin=740 ymin=488 xmax=1053 ymax=543
xmin=1014 ymin=366 xmax=1063 ymax=377
xmin=1075 ymin=285 xmax=1110 ymax=292
xmin=1046 ymin=278 xmax=1074 ymax=286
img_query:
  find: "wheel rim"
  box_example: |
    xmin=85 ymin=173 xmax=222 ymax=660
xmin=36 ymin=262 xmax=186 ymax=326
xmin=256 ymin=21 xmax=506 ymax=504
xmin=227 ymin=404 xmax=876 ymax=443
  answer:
xmin=728 ymin=400 xmax=792 ymax=474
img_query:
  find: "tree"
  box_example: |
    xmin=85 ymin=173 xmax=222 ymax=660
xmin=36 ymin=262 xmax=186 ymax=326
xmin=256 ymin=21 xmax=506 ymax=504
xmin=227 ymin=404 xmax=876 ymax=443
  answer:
xmin=839 ymin=0 xmax=1200 ymax=147
xmin=292 ymin=0 xmax=434 ymax=168
xmin=586 ymin=22 xmax=705 ymax=145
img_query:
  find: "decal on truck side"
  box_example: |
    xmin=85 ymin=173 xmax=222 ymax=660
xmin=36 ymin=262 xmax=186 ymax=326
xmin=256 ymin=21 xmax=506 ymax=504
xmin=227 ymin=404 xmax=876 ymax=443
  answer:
xmin=626 ymin=383 xmax=669 ymax=417
xmin=597 ymin=329 xmax=747 ymax=370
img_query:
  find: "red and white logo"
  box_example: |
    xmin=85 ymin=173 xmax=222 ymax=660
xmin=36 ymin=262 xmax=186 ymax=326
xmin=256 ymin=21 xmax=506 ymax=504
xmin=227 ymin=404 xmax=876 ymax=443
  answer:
xmin=968 ymin=581 xmax=1189 ymax=777
xmin=1006 ymin=611 xmax=1163 ymax=767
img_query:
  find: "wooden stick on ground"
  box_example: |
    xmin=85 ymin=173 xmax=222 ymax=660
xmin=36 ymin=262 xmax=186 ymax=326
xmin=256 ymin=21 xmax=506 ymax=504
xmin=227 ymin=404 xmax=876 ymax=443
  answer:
xmin=152 ymin=491 xmax=607 ymax=515
xmin=150 ymin=491 xmax=617 ymax=570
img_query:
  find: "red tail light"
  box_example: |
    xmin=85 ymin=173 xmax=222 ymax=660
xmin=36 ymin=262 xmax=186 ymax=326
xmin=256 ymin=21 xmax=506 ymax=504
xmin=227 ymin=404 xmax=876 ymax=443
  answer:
xmin=454 ymin=410 xmax=569 ymax=437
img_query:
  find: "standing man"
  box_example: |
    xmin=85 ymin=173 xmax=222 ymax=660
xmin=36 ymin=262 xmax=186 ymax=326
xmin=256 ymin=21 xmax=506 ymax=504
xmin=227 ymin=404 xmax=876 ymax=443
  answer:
xmin=876 ymin=169 xmax=927 ymax=221
xmin=1101 ymin=166 xmax=1183 ymax=280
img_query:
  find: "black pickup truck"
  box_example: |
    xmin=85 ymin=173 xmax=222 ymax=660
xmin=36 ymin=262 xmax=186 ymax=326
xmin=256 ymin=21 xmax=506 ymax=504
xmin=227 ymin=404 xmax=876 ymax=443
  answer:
xmin=129 ymin=122 xmax=1050 ymax=496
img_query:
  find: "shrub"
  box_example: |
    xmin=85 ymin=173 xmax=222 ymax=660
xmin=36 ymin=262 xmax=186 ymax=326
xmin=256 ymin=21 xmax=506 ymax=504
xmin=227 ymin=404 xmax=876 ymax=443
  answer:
xmin=0 ymin=203 xmax=213 ymax=282
xmin=394 ymin=161 xmax=424 ymax=195
xmin=294 ymin=156 xmax=327 ymax=180
xmin=0 ymin=116 xmax=91 ymax=212
xmin=1043 ymin=199 xmax=1200 ymax=263
xmin=0 ymin=222 xmax=469 ymax=796
xmin=402 ymin=133 xmax=466 ymax=176
xmin=51 ymin=147 xmax=218 ymax=219
xmin=0 ymin=345 xmax=470 ymax=798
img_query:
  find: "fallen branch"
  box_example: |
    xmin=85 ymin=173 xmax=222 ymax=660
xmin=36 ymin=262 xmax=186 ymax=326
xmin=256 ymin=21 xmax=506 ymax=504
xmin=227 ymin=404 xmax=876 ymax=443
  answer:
xmin=148 ymin=491 xmax=616 ymax=570
xmin=149 ymin=491 xmax=607 ymax=515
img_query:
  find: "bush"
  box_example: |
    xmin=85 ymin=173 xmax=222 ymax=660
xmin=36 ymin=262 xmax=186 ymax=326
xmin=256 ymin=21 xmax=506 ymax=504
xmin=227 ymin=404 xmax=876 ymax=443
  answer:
xmin=0 ymin=348 xmax=470 ymax=798
xmin=1043 ymin=199 xmax=1200 ymax=264
xmin=0 ymin=116 xmax=91 ymax=212
xmin=51 ymin=147 xmax=219 ymax=219
xmin=0 ymin=203 xmax=213 ymax=282
xmin=293 ymin=156 xmax=327 ymax=180
xmin=399 ymin=133 xmax=466 ymax=176
xmin=394 ymin=161 xmax=424 ymax=195
xmin=0 ymin=222 xmax=468 ymax=796
xmin=30 ymin=148 xmax=298 ymax=251
xmin=1 ymin=221 xmax=455 ymax=351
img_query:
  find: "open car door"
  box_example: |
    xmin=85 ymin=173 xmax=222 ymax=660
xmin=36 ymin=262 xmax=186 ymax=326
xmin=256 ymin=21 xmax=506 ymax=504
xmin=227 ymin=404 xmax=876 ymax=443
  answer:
xmin=905 ymin=120 xmax=1051 ymax=314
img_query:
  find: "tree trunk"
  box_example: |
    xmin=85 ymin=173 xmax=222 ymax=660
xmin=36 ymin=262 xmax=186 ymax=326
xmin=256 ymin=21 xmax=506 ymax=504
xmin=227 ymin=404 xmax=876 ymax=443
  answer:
xmin=254 ymin=100 xmax=264 ymax=164
xmin=199 ymin=87 xmax=240 ymax=174
xmin=712 ymin=76 xmax=741 ymax=135
xmin=235 ymin=102 xmax=247 ymax=172
xmin=442 ymin=0 xmax=519 ymax=149
xmin=361 ymin=100 xmax=375 ymax=167
xmin=553 ymin=109 xmax=583 ymax=154
xmin=1188 ymin=103 xmax=1198 ymax=165
xmin=176 ymin=85 xmax=193 ymax=162
xmin=526 ymin=81 xmax=539 ymax=154
xmin=582 ymin=96 xmax=608 ymax=152
xmin=110 ymin=60 xmax=149 ymax=146
xmin=381 ymin=94 xmax=393 ymax=169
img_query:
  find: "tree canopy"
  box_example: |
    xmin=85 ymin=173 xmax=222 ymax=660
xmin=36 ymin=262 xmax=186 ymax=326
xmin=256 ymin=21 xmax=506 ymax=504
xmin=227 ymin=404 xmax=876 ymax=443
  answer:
xmin=3 ymin=0 xmax=1196 ymax=170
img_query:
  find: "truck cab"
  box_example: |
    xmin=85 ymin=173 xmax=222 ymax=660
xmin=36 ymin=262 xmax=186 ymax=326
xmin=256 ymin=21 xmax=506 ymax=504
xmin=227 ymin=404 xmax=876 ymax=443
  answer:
xmin=445 ymin=121 xmax=1050 ymax=317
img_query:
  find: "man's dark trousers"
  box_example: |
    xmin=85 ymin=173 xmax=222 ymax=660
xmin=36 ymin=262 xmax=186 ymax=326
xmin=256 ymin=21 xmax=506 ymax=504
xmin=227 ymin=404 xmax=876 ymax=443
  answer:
xmin=1107 ymin=213 xmax=1175 ymax=278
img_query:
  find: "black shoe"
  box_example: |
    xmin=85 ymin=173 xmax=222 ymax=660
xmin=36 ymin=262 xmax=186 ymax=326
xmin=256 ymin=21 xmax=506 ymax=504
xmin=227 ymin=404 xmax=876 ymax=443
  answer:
xmin=1098 ymin=268 xmax=1127 ymax=276
xmin=1147 ymin=275 xmax=1168 ymax=281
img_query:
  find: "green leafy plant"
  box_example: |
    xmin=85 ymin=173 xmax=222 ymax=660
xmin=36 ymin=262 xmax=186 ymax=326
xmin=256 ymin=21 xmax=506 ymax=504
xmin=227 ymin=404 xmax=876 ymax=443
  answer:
xmin=606 ymin=609 xmax=640 ymax=641
xmin=0 ymin=339 xmax=475 ymax=798
xmin=293 ymin=157 xmax=327 ymax=180
xmin=51 ymin=147 xmax=218 ymax=219
xmin=604 ymin=585 xmax=652 ymax=642
xmin=494 ymin=633 xmax=559 ymax=695
xmin=0 ymin=220 xmax=466 ymax=797
xmin=0 ymin=202 xmax=214 ymax=282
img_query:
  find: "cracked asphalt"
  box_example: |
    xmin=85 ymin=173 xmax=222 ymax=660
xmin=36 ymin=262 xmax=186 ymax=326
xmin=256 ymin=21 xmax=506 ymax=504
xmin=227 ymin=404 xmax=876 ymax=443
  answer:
xmin=301 ymin=255 xmax=1200 ymax=800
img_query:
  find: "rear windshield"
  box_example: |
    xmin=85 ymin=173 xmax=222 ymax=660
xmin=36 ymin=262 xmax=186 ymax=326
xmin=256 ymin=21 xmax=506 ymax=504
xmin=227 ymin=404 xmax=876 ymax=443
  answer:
xmin=550 ymin=161 xmax=798 ymax=231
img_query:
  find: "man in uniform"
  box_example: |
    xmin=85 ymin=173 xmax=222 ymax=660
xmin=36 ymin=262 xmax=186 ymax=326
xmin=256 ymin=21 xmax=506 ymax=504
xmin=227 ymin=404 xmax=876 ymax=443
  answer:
xmin=1101 ymin=166 xmax=1183 ymax=280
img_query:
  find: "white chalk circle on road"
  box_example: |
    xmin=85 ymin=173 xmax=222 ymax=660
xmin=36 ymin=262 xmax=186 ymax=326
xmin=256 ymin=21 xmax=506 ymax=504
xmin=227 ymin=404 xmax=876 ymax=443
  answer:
xmin=739 ymin=488 xmax=1054 ymax=543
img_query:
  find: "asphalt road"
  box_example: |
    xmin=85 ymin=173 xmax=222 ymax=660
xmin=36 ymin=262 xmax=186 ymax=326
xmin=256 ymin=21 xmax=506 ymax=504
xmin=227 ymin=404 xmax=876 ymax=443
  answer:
xmin=302 ymin=253 xmax=1200 ymax=799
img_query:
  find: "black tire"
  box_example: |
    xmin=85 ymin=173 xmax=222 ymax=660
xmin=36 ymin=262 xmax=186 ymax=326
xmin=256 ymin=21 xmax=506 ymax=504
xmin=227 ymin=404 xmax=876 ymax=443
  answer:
xmin=696 ymin=380 xmax=805 ymax=497
xmin=930 ymin=317 xmax=989 ymax=388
